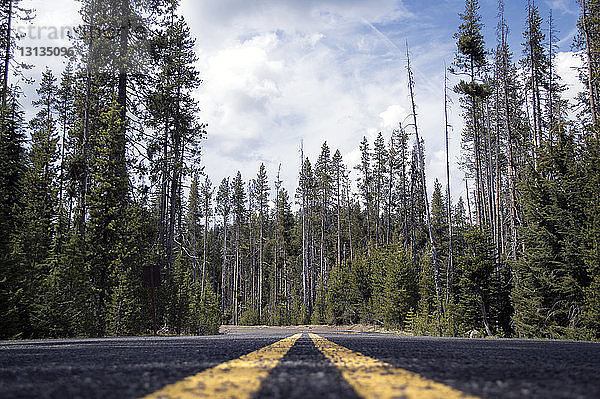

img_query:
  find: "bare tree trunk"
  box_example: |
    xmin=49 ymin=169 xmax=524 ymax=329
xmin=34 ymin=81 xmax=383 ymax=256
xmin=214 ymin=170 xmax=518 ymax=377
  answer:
xmin=259 ymin=201 xmax=263 ymax=322
xmin=233 ymin=222 xmax=240 ymax=325
xmin=484 ymin=100 xmax=495 ymax=236
xmin=80 ymin=3 xmax=97 ymax=238
xmin=202 ymin=201 xmax=208 ymax=297
xmin=2 ymin=0 xmax=13 ymax=110
xmin=499 ymin=2 xmax=519 ymax=260
xmin=221 ymin=214 xmax=227 ymax=312
xmin=116 ymin=0 xmax=129 ymax=187
xmin=548 ymin=9 xmax=555 ymax=144
xmin=528 ymin=0 xmax=541 ymax=169
xmin=401 ymin=134 xmax=408 ymax=249
xmin=470 ymin=57 xmax=484 ymax=227
xmin=407 ymin=45 xmax=443 ymax=316
xmin=466 ymin=179 xmax=473 ymax=226
xmin=479 ymin=290 xmax=493 ymax=336
xmin=336 ymin=166 xmax=341 ymax=267
xmin=301 ymin=142 xmax=308 ymax=312
xmin=387 ymin=135 xmax=393 ymax=246
xmin=320 ymin=205 xmax=325 ymax=286
xmin=444 ymin=70 xmax=453 ymax=303
xmin=494 ymin=91 xmax=503 ymax=258
xmin=345 ymin=173 xmax=353 ymax=262
xmin=582 ymin=0 xmax=598 ymax=130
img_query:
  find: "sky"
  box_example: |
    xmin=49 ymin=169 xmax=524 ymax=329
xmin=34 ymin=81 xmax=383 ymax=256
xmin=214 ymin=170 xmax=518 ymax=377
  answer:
xmin=16 ymin=0 xmax=584 ymax=204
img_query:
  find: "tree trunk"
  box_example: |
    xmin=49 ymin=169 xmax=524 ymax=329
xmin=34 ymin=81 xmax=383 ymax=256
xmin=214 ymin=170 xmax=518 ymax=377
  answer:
xmin=221 ymin=214 xmax=227 ymax=312
xmin=336 ymin=167 xmax=341 ymax=267
xmin=407 ymin=46 xmax=443 ymax=316
xmin=479 ymin=289 xmax=493 ymax=336
xmin=259 ymin=204 xmax=263 ymax=322
xmin=444 ymin=71 xmax=453 ymax=303
xmin=116 ymin=0 xmax=129 ymax=189
xmin=2 ymin=0 xmax=13 ymax=110
xmin=582 ymin=0 xmax=598 ymax=130
xmin=202 ymin=205 xmax=208 ymax=297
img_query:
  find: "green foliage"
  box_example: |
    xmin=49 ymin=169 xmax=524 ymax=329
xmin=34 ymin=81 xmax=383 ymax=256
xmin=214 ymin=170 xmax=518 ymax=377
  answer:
xmin=512 ymin=132 xmax=589 ymax=339
xmin=33 ymin=229 xmax=93 ymax=338
xmin=0 ymin=95 xmax=27 ymax=339
xmin=4 ymin=0 xmax=600 ymax=343
xmin=162 ymin=255 xmax=221 ymax=335
xmin=324 ymin=246 xmax=417 ymax=328
xmin=581 ymin=140 xmax=600 ymax=339
xmin=454 ymin=0 xmax=486 ymax=72
xmin=325 ymin=264 xmax=356 ymax=325
xmin=240 ymin=308 xmax=260 ymax=325
xmin=454 ymin=228 xmax=496 ymax=335
xmin=190 ymin=285 xmax=221 ymax=335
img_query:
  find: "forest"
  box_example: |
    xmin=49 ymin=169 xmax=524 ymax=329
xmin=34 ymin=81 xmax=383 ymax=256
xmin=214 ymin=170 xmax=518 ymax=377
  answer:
xmin=0 ymin=0 xmax=599 ymax=340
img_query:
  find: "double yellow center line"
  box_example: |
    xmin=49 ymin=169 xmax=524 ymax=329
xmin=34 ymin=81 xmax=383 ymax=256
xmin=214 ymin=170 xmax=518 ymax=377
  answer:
xmin=143 ymin=333 xmax=479 ymax=399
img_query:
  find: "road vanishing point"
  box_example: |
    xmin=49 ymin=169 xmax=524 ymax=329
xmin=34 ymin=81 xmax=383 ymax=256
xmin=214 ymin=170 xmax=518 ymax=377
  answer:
xmin=1 ymin=326 xmax=599 ymax=399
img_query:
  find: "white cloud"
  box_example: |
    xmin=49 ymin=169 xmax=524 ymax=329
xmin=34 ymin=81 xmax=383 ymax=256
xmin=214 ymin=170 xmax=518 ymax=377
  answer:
xmin=15 ymin=0 xmax=585 ymax=209
xmin=379 ymin=105 xmax=406 ymax=129
xmin=555 ymin=51 xmax=585 ymax=107
xmin=185 ymin=0 xmax=462 ymax=203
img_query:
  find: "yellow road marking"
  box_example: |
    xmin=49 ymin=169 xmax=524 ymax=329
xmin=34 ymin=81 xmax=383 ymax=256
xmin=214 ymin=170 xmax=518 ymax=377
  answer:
xmin=309 ymin=333 xmax=479 ymax=399
xmin=142 ymin=333 xmax=301 ymax=399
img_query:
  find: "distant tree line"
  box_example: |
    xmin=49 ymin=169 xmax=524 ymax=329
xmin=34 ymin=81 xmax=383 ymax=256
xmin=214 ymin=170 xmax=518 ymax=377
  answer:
xmin=0 ymin=0 xmax=599 ymax=340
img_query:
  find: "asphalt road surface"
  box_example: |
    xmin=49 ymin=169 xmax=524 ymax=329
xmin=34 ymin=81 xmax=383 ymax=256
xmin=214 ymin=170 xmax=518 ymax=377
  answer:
xmin=1 ymin=326 xmax=599 ymax=398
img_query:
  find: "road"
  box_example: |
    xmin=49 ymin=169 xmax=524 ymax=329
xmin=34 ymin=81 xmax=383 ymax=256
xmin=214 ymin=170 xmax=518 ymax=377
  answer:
xmin=1 ymin=326 xmax=599 ymax=398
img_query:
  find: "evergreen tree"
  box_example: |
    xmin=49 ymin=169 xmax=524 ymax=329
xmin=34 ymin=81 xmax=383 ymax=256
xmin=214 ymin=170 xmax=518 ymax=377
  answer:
xmin=216 ymin=177 xmax=231 ymax=315
xmin=253 ymin=164 xmax=269 ymax=320
xmin=521 ymin=0 xmax=549 ymax=163
xmin=200 ymin=176 xmax=213 ymax=296
xmin=231 ymin=171 xmax=246 ymax=325
xmin=373 ymin=132 xmax=387 ymax=245
xmin=0 ymin=90 xmax=26 ymax=338
xmin=356 ymin=136 xmax=373 ymax=249
xmin=146 ymin=3 xmax=204 ymax=269
xmin=512 ymin=129 xmax=588 ymax=339
xmin=576 ymin=0 xmax=600 ymax=128
xmin=315 ymin=142 xmax=332 ymax=289
xmin=14 ymin=69 xmax=60 ymax=336
xmin=452 ymin=0 xmax=489 ymax=226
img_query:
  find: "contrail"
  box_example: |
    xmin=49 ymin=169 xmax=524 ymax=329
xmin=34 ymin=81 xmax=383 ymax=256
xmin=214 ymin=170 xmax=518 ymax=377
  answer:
xmin=360 ymin=17 xmax=438 ymax=94
xmin=361 ymin=17 xmax=403 ymax=53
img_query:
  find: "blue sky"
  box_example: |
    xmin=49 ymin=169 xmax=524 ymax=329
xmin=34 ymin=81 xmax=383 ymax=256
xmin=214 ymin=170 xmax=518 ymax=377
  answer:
xmin=17 ymin=0 xmax=584 ymax=203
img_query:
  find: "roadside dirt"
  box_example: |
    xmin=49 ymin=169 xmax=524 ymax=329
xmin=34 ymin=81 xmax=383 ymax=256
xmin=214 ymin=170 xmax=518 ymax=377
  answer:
xmin=218 ymin=324 xmax=411 ymax=335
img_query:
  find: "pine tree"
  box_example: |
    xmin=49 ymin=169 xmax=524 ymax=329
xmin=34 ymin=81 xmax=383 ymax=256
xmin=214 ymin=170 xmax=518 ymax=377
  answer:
xmin=253 ymin=164 xmax=269 ymax=320
xmin=390 ymin=126 xmax=409 ymax=247
xmin=373 ymin=132 xmax=387 ymax=246
xmin=200 ymin=176 xmax=213 ymax=296
xmin=146 ymin=4 xmax=204 ymax=269
xmin=186 ymin=174 xmax=202 ymax=284
xmin=14 ymin=69 xmax=60 ymax=336
xmin=86 ymin=103 xmax=129 ymax=336
xmin=581 ymin=138 xmax=600 ymax=338
xmin=332 ymin=150 xmax=344 ymax=267
xmin=1 ymin=0 xmax=33 ymax=109
xmin=315 ymin=142 xmax=332 ymax=289
xmin=495 ymin=0 xmax=525 ymax=261
xmin=522 ymin=0 xmax=549 ymax=166
xmin=231 ymin=171 xmax=246 ymax=325
xmin=407 ymin=46 xmax=443 ymax=317
xmin=216 ymin=177 xmax=231 ymax=315
xmin=452 ymin=0 xmax=489 ymax=226
xmin=0 ymin=0 xmax=31 ymax=339
xmin=576 ymin=0 xmax=600 ymax=129
xmin=356 ymin=136 xmax=373 ymax=250
xmin=512 ymin=129 xmax=588 ymax=339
